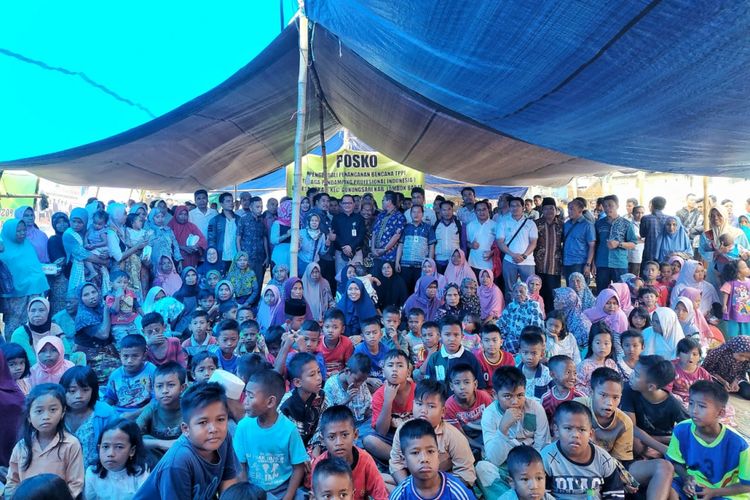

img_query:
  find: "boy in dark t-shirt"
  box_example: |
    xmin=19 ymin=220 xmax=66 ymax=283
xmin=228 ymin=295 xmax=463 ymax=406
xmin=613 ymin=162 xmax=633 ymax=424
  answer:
xmin=137 ymin=362 xmax=187 ymax=463
xmin=422 ymin=317 xmax=485 ymax=394
xmin=620 ymin=354 xmax=687 ymax=458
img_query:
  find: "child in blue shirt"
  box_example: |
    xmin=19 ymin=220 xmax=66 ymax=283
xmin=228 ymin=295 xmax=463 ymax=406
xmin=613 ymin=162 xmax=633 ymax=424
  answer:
xmin=667 ymin=380 xmax=750 ymax=499
xmin=208 ymin=319 xmax=240 ymax=374
xmin=104 ymin=334 xmax=156 ymax=419
xmin=352 ymin=317 xmax=389 ymax=391
xmin=234 ymin=369 xmax=308 ymax=499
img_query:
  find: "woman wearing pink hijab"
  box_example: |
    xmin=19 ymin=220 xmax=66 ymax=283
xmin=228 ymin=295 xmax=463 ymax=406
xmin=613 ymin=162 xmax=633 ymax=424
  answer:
xmin=29 ymin=335 xmax=74 ymax=387
xmin=478 ymin=269 xmax=504 ymax=322
xmin=443 ymin=249 xmax=476 ymax=288
xmin=584 ymin=289 xmax=628 ymax=357
xmin=609 ymin=282 xmax=634 ymax=315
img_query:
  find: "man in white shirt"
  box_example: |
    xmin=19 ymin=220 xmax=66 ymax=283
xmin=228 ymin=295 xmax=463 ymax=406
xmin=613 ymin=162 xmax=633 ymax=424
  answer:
xmin=497 ymin=197 xmax=538 ymax=294
xmin=456 ymin=187 xmax=478 ymax=225
xmin=404 ymin=187 xmax=436 ymax=226
xmin=466 ymin=200 xmax=495 ymax=276
xmin=188 ymin=189 xmax=217 ymax=239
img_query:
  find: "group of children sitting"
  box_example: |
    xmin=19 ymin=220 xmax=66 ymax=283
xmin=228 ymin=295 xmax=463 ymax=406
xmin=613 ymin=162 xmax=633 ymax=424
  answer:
xmin=2 ymin=292 xmax=749 ymax=500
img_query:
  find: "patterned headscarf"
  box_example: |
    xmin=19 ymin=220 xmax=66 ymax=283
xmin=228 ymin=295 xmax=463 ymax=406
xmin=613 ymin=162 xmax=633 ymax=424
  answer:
xmin=553 ymin=287 xmax=592 ymax=347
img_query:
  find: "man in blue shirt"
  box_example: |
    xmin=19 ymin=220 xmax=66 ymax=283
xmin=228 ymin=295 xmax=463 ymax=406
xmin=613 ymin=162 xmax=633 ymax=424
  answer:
xmin=397 ymin=205 xmax=437 ymax=292
xmin=594 ymin=195 xmax=637 ymax=293
xmin=562 ymin=198 xmax=596 ymax=281
xmin=639 ymin=196 xmax=669 ymax=263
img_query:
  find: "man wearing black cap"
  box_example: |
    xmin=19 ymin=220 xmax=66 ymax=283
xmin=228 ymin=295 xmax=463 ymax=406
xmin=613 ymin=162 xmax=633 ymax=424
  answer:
xmin=534 ymin=197 xmax=563 ymax=312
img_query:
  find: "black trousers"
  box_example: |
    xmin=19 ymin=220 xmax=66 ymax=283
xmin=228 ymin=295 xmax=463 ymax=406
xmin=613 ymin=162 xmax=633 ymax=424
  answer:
xmin=538 ymin=272 xmax=561 ymax=313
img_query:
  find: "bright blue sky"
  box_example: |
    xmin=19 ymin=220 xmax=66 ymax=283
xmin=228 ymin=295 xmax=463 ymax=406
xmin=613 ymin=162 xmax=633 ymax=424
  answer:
xmin=0 ymin=1 xmax=297 ymax=161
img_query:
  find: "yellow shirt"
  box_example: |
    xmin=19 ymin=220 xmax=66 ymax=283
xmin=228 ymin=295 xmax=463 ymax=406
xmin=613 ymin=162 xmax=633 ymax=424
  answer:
xmin=575 ymin=396 xmax=634 ymax=461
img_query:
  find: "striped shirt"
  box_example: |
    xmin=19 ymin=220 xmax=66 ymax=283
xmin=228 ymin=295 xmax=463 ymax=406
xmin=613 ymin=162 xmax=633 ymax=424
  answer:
xmin=389 ymin=472 xmax=477 ymax=500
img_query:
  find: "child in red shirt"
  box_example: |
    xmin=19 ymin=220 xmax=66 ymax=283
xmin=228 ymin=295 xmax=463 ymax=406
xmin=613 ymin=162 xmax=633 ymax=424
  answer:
xmin=445 ymin=362 xmax=493 ymax=459
xmin=472 ymin=324 xmax=514 ymax=394
xmin=319 ymin=309 xmax=354 ymax=376
xmin=142 ymin=312 xmax=187 ymax=368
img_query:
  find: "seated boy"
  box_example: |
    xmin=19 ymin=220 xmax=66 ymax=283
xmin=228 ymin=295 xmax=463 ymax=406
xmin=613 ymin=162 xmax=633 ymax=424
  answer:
xmin=541 ymin=355 xmax=583 ymax=423
xmin=280 ymin=352 xmax=328 ymax=454
xmin=621 ymin=355 xmax=688 ymax=458
xmin=577 ymin=367 xmax=676 ymax=499
xmin=517 ymin=328 xmax=552 ymax=402
xmin=311 ymin=457 xmax=355 ymax=500
xmin=190 ymin=350 xmax=218 ymax=383
xmin=235 ymin=369 xmax=307 ymax=500
xmin=104 ymin=334 xmax=157 ymax=418
xmin=264 ymin=325 xmax=284 ymax=364
xmin=404 ymin=308 xmax=426 ymax=368
xmin=311 ymin=405 xmax=388 ymax=500
xmin=390 ymin=379 xmax=476 ymax=487
xmin=323 ymin=353 xmax=372 ymax=425
xmin=275 ymin=320 xmax=327 ymax=381
xmin=499 ymin=445 xmax=555 ymax=500
xmin=389 ymin=419 xmax=478 ymax=500
xmin=472 ymin=324 xmax=514 ymax=393
xmin=541 ymin=401 xmax=624 ymax=499
xmin=618 ymin=329 xmax=643 ymax=383
xmin=283 ymin=299 xmax=308 ymax=334
xmin=197 ymin=289 xmax=219 ymax=325
xmin=445 ymin=362 xmax=494 ymax=459
xmin=362 ymin=349 xmax=415 ymax=463
xmin=318 ymin=309 xmax=354 ymax=376
xmin=142 ymin=312 xmax=187 ymax=368
xmin=181 ymin=310 xmax=217 ymax=358
xmin=479 ymin=366 xmax=549 ymax=495
xmin=641 ymin=260 xmax=669 ymax=306
xmin=137 ymin=361 xmax=187 ymax=462
xmin=352 ymin=316 xmax=389 ymax=390
xmin=382 ymin=305 xmax=409 ymax=353
xmin=236 ymin=319 xmax=265 ymax=357
xmin=422 ymin=316 xmax=485 ymax=393
xmin=208 ymin=319 xmax=240 ymax=374
xmin=133 ymin=382 xmax=238 ymax=499
xmin=668 ymin=380 xmax=750 ymax=499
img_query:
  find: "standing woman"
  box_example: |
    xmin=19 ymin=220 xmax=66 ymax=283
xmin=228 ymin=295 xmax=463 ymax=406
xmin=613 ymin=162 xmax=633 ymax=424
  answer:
xmin=700 ymin=205 xmax=749 ymax=288
xmin=74 ymin=282 xmax=119 ymax=386
xmin=63 ymin=208 xmax=108 ymax=295
xmin=297 ymin=212 xmax=330 ymax=277
xmin=15 ymin=206 xmax=49 ymax=263
xmin=47 ymin=212 xmax=71 ymax=315
xmin=270 ymin=200 xmax=293 ymax=272
xmin=0 ymin=349 xmax=24 ymax=470
xmin=168 ymin=205 xmax=207 ymax=268
xmin=0 ymin=219 xmax=50 ymax=335
xmin=106 ymin=203 xmax=146 ymax=277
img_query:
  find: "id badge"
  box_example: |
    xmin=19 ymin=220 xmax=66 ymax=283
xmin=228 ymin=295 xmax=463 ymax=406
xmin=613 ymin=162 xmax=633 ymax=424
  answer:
xmin=351 ymin=229 xmax=357 ymax=237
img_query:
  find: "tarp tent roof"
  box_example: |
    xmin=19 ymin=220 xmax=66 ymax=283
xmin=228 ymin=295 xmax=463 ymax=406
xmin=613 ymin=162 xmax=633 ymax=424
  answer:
xmin=4 ymin=1 xmax=750 ymax=189
xmin=222 ymin=131 xmax=529 ymax=199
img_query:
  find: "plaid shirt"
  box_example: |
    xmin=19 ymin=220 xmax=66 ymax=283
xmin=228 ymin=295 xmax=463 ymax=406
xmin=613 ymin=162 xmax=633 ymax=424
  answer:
xmin=236 ymin=214 xmax=267 ymax=261
xmin=534 ymin=218 xmax=562 ymax=275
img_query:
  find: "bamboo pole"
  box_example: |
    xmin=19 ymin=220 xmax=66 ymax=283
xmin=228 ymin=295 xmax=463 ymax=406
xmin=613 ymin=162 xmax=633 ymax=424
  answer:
xmin=289 ymin=11 xmax=309 ymax=278
xmin=703 ymin=176 xmax=710 ymax=231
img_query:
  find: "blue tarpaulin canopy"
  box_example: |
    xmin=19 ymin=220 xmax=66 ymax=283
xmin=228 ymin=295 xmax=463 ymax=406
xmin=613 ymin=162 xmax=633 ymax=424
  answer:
xmin=3 ymin=1 xmax=750 ymax=189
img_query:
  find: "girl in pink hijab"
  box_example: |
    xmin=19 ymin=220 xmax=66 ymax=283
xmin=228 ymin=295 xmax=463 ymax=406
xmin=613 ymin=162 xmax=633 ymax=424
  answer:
xmin=584 ymin=289 xmax=628 ymax=357
xmin=29 ymin=335 xmax=74 ymax=387
xmin=443 ymin=249 xmax=476 ymax=288
xmin=478 ymin=269 xmax=504 ymax=322
xmin=609 ymin=282 xmax=634 ymax=315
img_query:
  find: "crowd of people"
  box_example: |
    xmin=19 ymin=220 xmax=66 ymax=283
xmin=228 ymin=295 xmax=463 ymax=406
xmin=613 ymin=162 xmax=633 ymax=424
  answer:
xmin=0 ymin=186 xmax=748 ymax=499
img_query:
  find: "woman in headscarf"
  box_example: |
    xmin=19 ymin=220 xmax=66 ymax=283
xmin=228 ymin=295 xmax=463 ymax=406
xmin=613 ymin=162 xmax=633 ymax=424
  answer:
xmin=460 ymin=277 xmax=481 ymax=317
xmin=197 ymin=247 xmax=224 ymax=277
xmin=29 ymin=335 xmax=75 ymax=387
xmin=498 ymin=281 xmax=544 ymax=353
xmin=336 ymin=264 xmax=356 ymax=301
xmin=14 ymin=206 xmax=49 ymax=263
xmin=47 ymin=212 xmax=71 ymax=315
xmin=0 ymin=219 xmax=50 ymax=334
xmin=657 ymin=216 xmax=692 ymax=262
xmin=641 ymin=307 xmax=685 ymax=359
xmin=443 ymin=249 xmax=476 ymax=289
xmin=270 ymin=199 xmax=293 ymax=271
xmin=0 ymin=348 xmax=24 ymax=468
xmin=10 ymin=297 xmax=66 ymax=365
xmin=434 ymin=283 xmax=466 ymax=322
xmin=702 ymin=336 xmax=750 ymax=400
xmin=173 ymin=266 xmax=201 ymax=313
xmin=268 ymin=263 xmax=290 ymax=290
xmin=553 ymin=287 xmax=592 ymax=347
xmin=403 ymin=276 xmax=442 ymax=322
xmin=418 ymin=258 xmax=447 ymax=298
xmin=670 ymin=260 xmax=720 ymax=315
xmin=225 ymin=252 xmax=259 ymax=307
xmin=609 ymin=282 xmax=634 ymax=316
xmin=374 ymin=261 xmax=408 ymax=311
xmin=302 ymin=262 xmax=335 ymax=322
xmin=336 ymin=278 xmax=378 ymax=337
xmin=146 ymin=208 xmax=183 ymax=271
xmin=141 ymin=285 xmax=185 ymax=334
xmin=739 ymin=214 xmax=750 ymax=243
xmin=168 ymin=205 xmax=207 ymax=268
xmin=700 ymin=205 xmax=749 ymax=288
xmin=678 ymin=287 xmax=724 ymax=347
xmin=63 ymin=208 xmax=108 ymax=295
xmin=105 ymin=202 xmax=141 ymax=270
xmin=257 ymin=285 xmax=283 ymax=332
xmin=74 ymin=282 xmax=119 ymax=386
xmin=583 ymin=288 xmax=629 ymax=334
xmin=478 ymin=269 xmax=504 ymax=322
xmin=297 ymin=212 xmax=330 ymax=278
xmin=568 ymin=272 xmax=595 ymax=310
xmin=153 ymin=255 xmax=183 ymax=296
xmin=525 ymin=274 xmax=546 ymax=319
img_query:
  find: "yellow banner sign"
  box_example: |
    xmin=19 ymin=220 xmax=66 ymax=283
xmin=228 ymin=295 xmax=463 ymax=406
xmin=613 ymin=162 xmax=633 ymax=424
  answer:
xmin=286 ymin=149 xmax=424 ymax=198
